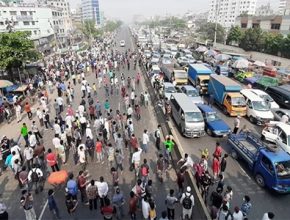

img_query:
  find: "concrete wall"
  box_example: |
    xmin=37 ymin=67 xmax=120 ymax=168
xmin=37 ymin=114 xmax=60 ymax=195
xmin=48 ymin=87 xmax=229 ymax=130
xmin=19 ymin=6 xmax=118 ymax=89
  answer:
xmin=214 ymin=43 xmax=290 ymax=66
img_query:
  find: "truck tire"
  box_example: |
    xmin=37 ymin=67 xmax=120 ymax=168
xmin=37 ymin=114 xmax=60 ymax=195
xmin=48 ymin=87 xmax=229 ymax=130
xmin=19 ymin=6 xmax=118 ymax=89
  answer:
xmin=261 ymin=135 xmax=265 ymax=141
xmin=231 ymin=150 xmax=238 ymax=159
xmin=255 ymin=174 xmax=265 ymax=188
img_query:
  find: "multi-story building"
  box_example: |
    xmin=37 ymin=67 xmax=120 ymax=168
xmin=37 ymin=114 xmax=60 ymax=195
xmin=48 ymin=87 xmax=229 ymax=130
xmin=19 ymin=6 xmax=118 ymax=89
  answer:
xmin=256 ymin=3 xmax=274 ymax=16
xmin=208 ymin=0 xmax=257 ymax=29
xmin=279 ymin=0 xmax=290 ymax=15
xmin=81 ymin=0 xmax=101 ymax=26
xmin=235 ymin=15 xmax=290 ymax=36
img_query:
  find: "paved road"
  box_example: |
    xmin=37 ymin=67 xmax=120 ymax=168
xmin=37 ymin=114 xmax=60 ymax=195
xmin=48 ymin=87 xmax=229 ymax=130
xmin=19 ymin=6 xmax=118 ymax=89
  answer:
xmin=165 ymin=74 xmax=290 ymax=218
xmin=0 ymin=27 xmax=183 ymax=220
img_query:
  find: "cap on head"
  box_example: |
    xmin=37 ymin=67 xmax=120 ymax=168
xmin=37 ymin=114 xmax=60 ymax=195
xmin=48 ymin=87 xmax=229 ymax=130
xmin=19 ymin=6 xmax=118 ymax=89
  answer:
xmin=186 ymin=186 xmax=191 ymax=192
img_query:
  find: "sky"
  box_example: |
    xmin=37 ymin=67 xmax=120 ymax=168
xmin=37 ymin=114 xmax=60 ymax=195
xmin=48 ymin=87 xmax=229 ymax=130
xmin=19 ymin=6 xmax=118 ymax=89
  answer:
xmin=69 ymin=0 xmax=280 ymax=22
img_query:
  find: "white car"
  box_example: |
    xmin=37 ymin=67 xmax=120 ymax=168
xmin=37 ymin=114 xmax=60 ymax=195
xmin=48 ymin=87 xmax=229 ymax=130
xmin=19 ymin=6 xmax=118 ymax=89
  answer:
xmin=249 ymin=89 xmax=279 ymax=109
xmin=120 ymin=40 xmax=125 ymax=47
xmin=261 ymin=121 xmax=290 ymax=154
xmin=144 ymin=50 xmax=152 ymax=59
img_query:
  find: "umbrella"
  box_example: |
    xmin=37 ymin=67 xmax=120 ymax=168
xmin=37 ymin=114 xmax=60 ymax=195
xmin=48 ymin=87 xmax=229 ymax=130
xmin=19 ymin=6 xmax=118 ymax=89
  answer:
xmin=205 ymin=49 xmax=217 ymax=57
xmin=47 ymin=170 xmax=68 ymax=185
xmin=0 ymin=80 xmax=13 ymax=89
xmin=215 ymin=54 xmax=231 ymax=61
xmin=195 ymin=46 xmax=208 ymax=53
xmin=253 ymin=60 xmax=266 ymax=67
xmin=232 ymin=59 xmax=249 ymax=69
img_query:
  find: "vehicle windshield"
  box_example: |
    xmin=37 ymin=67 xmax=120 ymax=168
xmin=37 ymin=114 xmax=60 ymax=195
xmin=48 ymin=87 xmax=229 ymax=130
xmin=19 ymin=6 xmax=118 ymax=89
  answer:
xmin=231 ymin=97 xmax=246 ymax=106
xmin=260 ymin=94 xmax=274 ymax=102
xmin=174 ymin=71 xmax=187 ymax=79
xmin=252 ymin=101 xmax=270 ymax=111
xmin=220 ymin=66 xmax=228 ymax=72
xmin=275 ymin=161 xmax=290 ymax=179
xmin=206 ymin=112 xmax=220 ymax=122
xmin=185 ymin=112 xmax=204 ymax=122
xmin=165 ymin=86 xmax=176 ymax=93
xmin=187 ymin=89 xmax=199 ymax=97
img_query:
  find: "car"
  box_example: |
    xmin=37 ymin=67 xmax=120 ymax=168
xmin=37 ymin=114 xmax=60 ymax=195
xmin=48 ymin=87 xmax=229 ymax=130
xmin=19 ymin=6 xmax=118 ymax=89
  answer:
xmin=162 ymin=82 xmax=178 ymax=100
xmin=249 ymin=89 xmax=279 ymax=109
xmin=215 ymin=65 xmax=229 ymax=76
xmin=197 ymin=104 xmax=231 ymax=137
xmin=144 ymin=50 xmax=152 ymax=59
xmin=261 ymin=121 xmax=290 ymax=154
xmin=271 ymin=108 xmax=290 ymax=122
xmin=179 ymin=85 xmax=203 ymax=104
xmin=120 ymin=40 xmax=125 ymax=47
xmin=177 ymin=57 xmax=188 ymax=66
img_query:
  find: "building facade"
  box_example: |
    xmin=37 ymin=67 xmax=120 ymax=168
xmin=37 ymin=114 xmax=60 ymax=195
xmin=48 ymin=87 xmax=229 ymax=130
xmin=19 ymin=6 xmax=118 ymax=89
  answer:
xmin=208 ymin=0 xmax=257 ymax=29
xmin=255 ymin=3 xmax=274 ymax=16
xmin=279 ymin=0 xmax=290 ymax=15
xmin=235 ymin=15 xmax=290 ymax=36
xmin=81 ymin=0 xmax=100 ymax=25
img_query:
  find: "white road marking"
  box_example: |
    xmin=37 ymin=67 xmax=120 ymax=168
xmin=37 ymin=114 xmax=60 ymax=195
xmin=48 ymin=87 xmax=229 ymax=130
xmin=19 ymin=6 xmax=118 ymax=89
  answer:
xmin=38 ymin=200 xmax=48 ymax=220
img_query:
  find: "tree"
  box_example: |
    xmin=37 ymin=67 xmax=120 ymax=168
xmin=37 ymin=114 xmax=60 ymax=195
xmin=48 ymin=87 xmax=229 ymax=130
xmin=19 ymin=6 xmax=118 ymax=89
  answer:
xmin=240 ymin=27 xmax=265 ymax=51
xmin=0 ymin=31 xmax=40 ymax=71
xmin=78 ymin=20 xmax=102 ymax=40
xmin=281 ymin=34 xmax=290 ymax=58
xmin=263 ymin=32 xmax=283 ymax=55
xmin=226 ymin=26 xmax=243 ymax=45
xmin=103 ymin=20 xmax=122 ymax=32
xmin=197 ymin=22 xmax=225 ymax=43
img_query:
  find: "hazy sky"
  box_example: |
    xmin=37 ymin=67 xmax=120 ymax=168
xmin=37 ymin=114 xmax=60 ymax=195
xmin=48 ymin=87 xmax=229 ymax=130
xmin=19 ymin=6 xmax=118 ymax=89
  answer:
xmin=69 ymin=0 xmax=279 ymax=22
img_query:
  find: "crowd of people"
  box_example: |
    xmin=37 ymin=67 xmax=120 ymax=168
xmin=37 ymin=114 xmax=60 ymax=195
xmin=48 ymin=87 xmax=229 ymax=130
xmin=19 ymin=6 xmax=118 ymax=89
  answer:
xmin=0 ymin=30 xmax=276 ymax=220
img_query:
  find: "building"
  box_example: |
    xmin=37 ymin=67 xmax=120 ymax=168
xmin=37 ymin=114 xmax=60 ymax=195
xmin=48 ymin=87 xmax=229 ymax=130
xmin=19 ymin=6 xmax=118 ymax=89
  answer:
xmin=256 ymin=3 xmax=274 ymax=16
xmin=279 ymin=0 xmax=290 ymax=15
xmin=71 ymin=7 xmax=82 ymax=26
xmin=208 ymin=0 xmax=257 ymax=29
xmin=235 ymin=15 xmax=290 ymax=36
xmin=81 ymin=0 xmax=100 ymax=26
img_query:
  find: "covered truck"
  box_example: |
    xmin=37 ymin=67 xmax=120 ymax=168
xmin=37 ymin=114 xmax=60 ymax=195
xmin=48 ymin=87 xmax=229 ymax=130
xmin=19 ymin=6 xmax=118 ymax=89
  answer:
xmin=208 ymin=74 xmax=246 ymax=116
xmin=161 ymin=64 xmax=187 ymax=85
xmin=228 ymin=132 xmax=290 ymax=193
xmin=187 ymin=64 xmax=212 ymax=94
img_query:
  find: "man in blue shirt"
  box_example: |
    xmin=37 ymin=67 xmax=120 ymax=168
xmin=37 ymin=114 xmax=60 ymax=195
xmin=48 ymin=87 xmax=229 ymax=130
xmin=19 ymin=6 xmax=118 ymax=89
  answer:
xmin=48 ymin=189 xmax=60 ymax=219
xmin=66 ymin=173 xmax=78 ymax=200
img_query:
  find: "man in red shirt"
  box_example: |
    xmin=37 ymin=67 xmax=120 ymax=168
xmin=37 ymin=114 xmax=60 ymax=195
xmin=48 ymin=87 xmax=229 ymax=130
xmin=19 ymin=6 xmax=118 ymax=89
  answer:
xmin=213 ymin=142 xmax=222 ymax=158
xmin=129 ymin=191 xmax=138 ymax=220
xmin=101 ymin=198 xmax=115 ymax=220
xmin=129 ymin=134 xmax=138 ymax=150
xmin=95 ymin=138 xmax=103 ymax=163
xmin=46 ymin=148 xmax=59 ymax=172
xmin=77 ymin=171 xmax=89 ymax=204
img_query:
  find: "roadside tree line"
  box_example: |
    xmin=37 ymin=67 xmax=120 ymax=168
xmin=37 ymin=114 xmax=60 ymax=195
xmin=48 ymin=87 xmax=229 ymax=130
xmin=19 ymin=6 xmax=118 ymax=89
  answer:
xmin=226 ymin=26 xmax=290 ymax=58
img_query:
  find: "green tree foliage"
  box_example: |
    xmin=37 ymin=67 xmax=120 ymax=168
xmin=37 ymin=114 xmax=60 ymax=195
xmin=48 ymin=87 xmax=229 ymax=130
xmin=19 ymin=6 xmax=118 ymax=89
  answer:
xmin=140 ymin=17 xmax=186 ymax=30
xmin=103 ymin=20 xmax=122 ymax=32
xmin=197 ymin=22 xmax=225 ymax=43
xmin=78 ymin=20 xmax=103 ymax=40
xmin=239 ymin=27 xmax=265 ymax=51
xmin=0 ymin=31 xmax=40 ymax=70
xmin=263 ymin=32 xmax=284 ymax=55
xmin=226 ymin=26 xmax=243 ymax=45
xmin=280 ymin=34 xmax=290 ymax=58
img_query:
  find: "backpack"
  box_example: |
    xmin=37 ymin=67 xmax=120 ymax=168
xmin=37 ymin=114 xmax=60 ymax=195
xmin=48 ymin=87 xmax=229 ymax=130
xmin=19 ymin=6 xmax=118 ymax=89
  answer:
xmin=31 ymin=169 xmax=39 ymax=182
xmin=141 ymin=165 xmax=148 ymax=176
xmin=182 ymin=194 xmax=192 ymax=209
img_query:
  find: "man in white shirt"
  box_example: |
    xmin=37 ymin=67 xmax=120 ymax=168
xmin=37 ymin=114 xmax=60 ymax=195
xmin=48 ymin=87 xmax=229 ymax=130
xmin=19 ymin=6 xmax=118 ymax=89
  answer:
xmin=86 ymin=84 xmax=92 ymax=98
xmin=36 ymin=108 xmax=44 ymax=127
xmin=53 ymin=122 xmax=61 ymax=135
xmin=85 ymin=124 xmax=93 ymax=140
xmin=52 ymin=134 xmax=61 ymax=149
xmin=130 ymin=90 xmax=135 ymax=106
xmin=28 ymin=131 xmax=37 ymax=148
xmin=78 ymin=105 xmax=85 ymax=117
xmin=23 ymin=145 xmax=34 ymax=170
xmin=65 ymin=114 xmax=74 ymax=129
xmin=180 ymin=186 xmax=194 ymax=219
xmin=56 ymin=96 xmax=64 ymax=113
xmin=78 ymin=144 xmax=87 ymax=170
xmin=178 ymin=153 xmax=194 ymax=170
xmin=28 ymin=164 xmax=43 ymax=193
xmin=127 ymin=105 xmax=133 ymax=118
xmin=15 ymin=104 xmax=22 ymax=123
xmin=80 ymin=116 xmax=87 ymax=136
xmin=142 ymin=130 xmax=150 ymax=153
xmin=132 ymin=148 xmax=143 ymax=172
xmin=95 ymin=176 xmax=109 ymax=207
xmin=81 ymin=84 xmax=86 ymax=98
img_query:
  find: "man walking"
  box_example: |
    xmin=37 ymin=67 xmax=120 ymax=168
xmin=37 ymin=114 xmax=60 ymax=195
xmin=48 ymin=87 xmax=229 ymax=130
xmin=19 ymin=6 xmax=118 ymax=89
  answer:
xmin=142 ymin=130 xmax=150 ymax=153
xmin=48 ymin=189 xmax=61 ymax=219
xmin=233 ymin=115 xmax=240 ymax=134
xmin=155 ymin=125 xmax=161 ymax=151
xmin=180 ymin=186 xmax=194 ymax=220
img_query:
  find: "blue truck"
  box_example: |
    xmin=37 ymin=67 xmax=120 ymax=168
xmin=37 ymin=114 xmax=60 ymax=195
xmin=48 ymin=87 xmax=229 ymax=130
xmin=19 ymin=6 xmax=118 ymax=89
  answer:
xmin=208 ymin=74 xmax=246 ymax=116
xmin=228 ymin=132 xmax=290 ymax=193
xmin=187 ymin=64 xmax=212 ymax=94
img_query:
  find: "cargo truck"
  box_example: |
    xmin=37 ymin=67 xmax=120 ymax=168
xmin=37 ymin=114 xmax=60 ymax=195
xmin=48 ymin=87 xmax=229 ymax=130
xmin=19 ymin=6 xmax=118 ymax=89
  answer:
xmin=187 ymin=64 xmax=212 ymax=94
xmin=161 ymin=64 xmax=188 ymax=85
xmin=208 ymin=74 xmax=246 ymax=116
xmin=228 ymin=132 xmax=290 ymax=193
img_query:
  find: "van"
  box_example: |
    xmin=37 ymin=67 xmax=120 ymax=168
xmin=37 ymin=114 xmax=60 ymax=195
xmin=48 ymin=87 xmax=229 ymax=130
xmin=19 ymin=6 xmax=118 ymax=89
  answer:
xmin=248 ymin=89 xmax=279 ymax=109
xmin=241 ymin=89 xmax=274 ymax=125
xmin=170 ymin=93 xmax=205 ymax=138
xmin=266 ymin=85 xmax=290 ymax=109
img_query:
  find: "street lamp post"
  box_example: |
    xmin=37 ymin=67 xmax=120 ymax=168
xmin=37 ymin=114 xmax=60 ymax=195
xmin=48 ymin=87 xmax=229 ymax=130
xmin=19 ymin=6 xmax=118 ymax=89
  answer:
xmin=213 ymin=0 xmax=220 ymax=48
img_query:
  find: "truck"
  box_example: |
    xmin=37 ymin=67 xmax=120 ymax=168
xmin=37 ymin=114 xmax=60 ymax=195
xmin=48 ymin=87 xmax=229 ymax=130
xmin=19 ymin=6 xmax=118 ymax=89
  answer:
xmin=187 ymin=64 xmax=212 ymax=94
xmin=161 ymin=64 xmax=187 ymax=85
xmin=228 ymin=132 xmax=290 ymax=193
xmin=208 ymin=74 xmax=246 ymax=116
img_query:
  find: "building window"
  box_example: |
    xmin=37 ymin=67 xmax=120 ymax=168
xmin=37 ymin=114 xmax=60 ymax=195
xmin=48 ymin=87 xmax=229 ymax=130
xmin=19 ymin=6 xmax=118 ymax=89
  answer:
xmin=23 ymin=21 xmax=30 ymax=25
xmin=0 ymin=22 xmax=4 ymax=25
xmin=31 ymin=21 xmax=35 ymax=25
xmin=33 ymin=30 xmax=37 ymax=35
xmin=10 ymin=11 xmax=17 ymax=15
xmin=271 ymin=23 xmax=281 ymax=30
xmin=20 ymin=11 xmax=27 ymax=16
xmin=29 ymin=11 xmax=33 ymax=15
xmin=241 ymin=23 xmax=247 ymax=28
xmin=252 ymin=23 xmax=260 ymax=28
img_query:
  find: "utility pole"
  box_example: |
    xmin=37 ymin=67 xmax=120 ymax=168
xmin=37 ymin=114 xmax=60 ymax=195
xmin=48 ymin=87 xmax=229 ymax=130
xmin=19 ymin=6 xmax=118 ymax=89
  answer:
xmin=214 ymin=0 xmax=220 ymax=48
